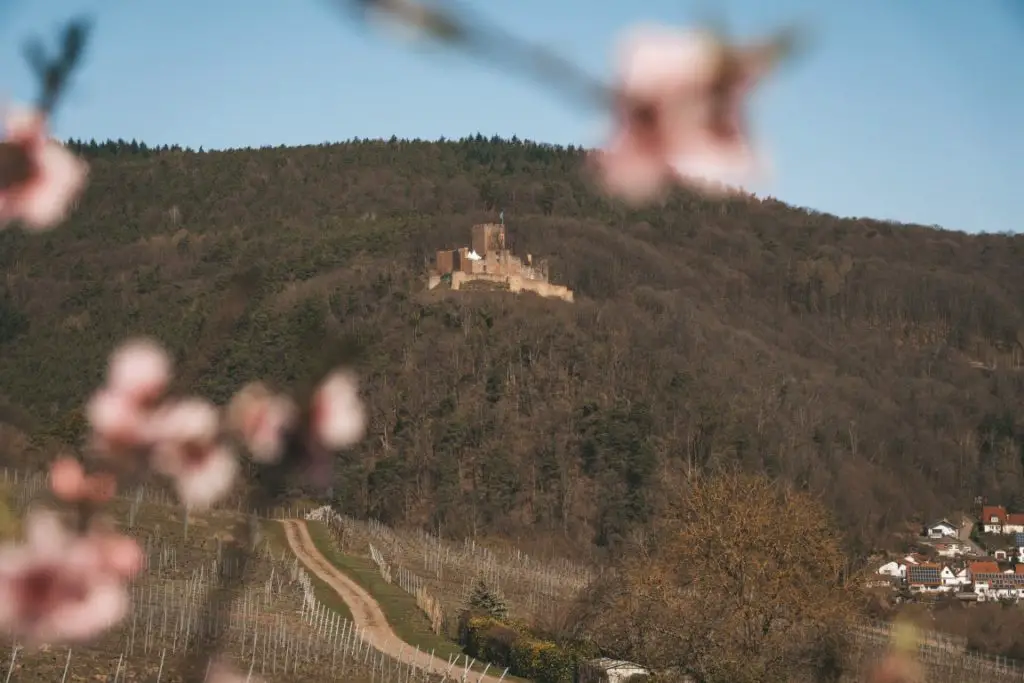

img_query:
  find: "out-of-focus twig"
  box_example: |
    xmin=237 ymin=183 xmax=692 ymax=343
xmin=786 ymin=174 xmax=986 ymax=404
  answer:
xmin=22 ymin=16 xmax=93 ymax=116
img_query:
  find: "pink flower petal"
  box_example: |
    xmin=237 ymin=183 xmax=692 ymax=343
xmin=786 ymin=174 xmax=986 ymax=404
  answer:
xmin=92 ymin=533 xmax=144 ymax=580
xmin=0 ymin=511 xmax=130 ymax=645
xmin=591 ymin=134 xmax=671 ymax=205
xmin=29 ymin=576 xmax=129 ymax=645
xmin=165 ymin=444 xmax=239 ymax=511
xmin=3 ymin=106 xmax=47 ymax=142
xmin=85 ymin=389 xmax=151 ymax=454
xmin=146 ymin=398 xmax=220 ymax=449
xmin=0 ymin=105 xmax=88 ymax=232
xmin=22 ymin=509 xmax=72 ymax=558
xmin=48 ymin=457 xmax=86 ymax=502
xmin=615 ymin=25 xmax=721 ymax=99
xmin=10 ymin=141 xmax=88 ymax=230
xmin=227 ymin=383 xmax=298 ymax=464
xmin=107 ymin=338 xmax=172 ymax=405
xmin=311 ymin=370 xmax=367 ymax=450
xmin=597 ymin=23 xmax=772 ymax=202
xmin=667 ymin=141 xmax=761 ymax=195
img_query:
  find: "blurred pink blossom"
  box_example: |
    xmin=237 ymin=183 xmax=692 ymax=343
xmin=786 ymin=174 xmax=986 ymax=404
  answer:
xmin=89 ymin=530 xmax=145 ymax=580
xmin=106 ymin=338 xmax=172 ymax=406
xmin=0 ymin=106 xmax=88 ymax=231
xmin=311 ymin=369 xmax=367 ymax=450
xmin=593 ymin=24 xmax=779 ymax=203
xmin=48 ymin=457 xmax=116 ymax=504
xmin=0 ymin=510 xmax=130 ymax=646
xmin=146 ymin=398 xmax=220 ymax=446
xmin=85 ymin=339 xmax=174 ymax=459
xmin=85 ymin=389 xmax=153 ymax=456
xmin=226 ymin=382 xmax=298 ymax=464
xmin=149 ymin=398 xmax=238 ymax=510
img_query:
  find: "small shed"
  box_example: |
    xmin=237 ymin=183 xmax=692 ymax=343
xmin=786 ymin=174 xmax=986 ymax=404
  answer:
xmin=579 ymin=658 xmax=651 ymax=683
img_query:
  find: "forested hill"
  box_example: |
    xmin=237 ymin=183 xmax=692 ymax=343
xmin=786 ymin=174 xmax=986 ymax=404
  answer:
xmin=1 ymin=135 xmax=1023 ymax=559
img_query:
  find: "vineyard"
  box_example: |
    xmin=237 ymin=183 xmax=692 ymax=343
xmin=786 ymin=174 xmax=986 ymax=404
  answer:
xmin=0 ymin=469 xmax=449 ymax=683
xmin=306 ymin=506 xmax=596 ymax=632
xmin=3 ymin=467 xmax=1024 ymax=682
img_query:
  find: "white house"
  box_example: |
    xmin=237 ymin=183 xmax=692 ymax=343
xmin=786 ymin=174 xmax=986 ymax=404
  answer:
xmin=935 ymin=542 xmax=965 ymax=558
xmin=940 ymin=566 xmax=965 ymax=588
xmin=966 ymin=561 xmax=1024 ymax=600
xmin=983 ymin=506 xmax=1008 ymax=534
xmin=877 ymin=561 xmax=907 ymax=578
xmin=927 ymin=520 xmax=958 ymax=539
xmin=1005 ymin=514 xmax=1024 ymax=534
xmin=907 ymin=564 xmax=951 ymax=593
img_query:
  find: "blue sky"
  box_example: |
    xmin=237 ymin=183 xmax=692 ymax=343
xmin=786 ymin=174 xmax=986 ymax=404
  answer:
xmin=0 ymin=0 xmax=1020 ymax=234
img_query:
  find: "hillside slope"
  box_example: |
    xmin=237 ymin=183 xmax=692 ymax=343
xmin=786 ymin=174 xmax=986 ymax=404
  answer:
xmin=2 ymin=136 xmax=1023 ymax=558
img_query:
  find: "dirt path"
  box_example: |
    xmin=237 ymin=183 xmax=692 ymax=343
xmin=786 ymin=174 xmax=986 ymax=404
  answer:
xmin=281 ymin=519 xmax=510 ymax=683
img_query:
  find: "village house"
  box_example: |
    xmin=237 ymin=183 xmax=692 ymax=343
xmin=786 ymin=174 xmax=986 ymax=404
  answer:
xmin=875 ymin=556 xmax=976 ymax=595
xmin=983 ymin=505 xmax=1007 ymax=534
xmin=926 ymin=520 xmax=958 ymax=539
xmin=1006 ymin=514 xmax=1024 ymax=534
xmin=954 ymin=567 xmax=970 ymax=586
xmin=940 ymin=566 xmax=968 ymax=588
xmin=906 ymin=564 xmax=951 ymax=593
xmin=877 ymin=561 xmax=906 ymax=579
xmin=870 ymin=503 xmax=1024 ymax=600
xmin=935 ymin=541 xmax=966 ymax=558
xmin=968 ymin=560 xmax=1001 ymax=596
xmin=978 ymin=504 xmax=1024 ymax=536
xmin=967 ymin=561 xmax=1024 ymax=600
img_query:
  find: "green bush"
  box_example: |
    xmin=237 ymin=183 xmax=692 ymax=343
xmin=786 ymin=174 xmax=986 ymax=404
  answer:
xmin=459 ymin=613 xmax=578 ymax=683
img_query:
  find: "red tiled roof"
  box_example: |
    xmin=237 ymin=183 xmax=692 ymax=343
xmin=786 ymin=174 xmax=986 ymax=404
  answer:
xmin=983 ymin=506 xmax=1007 ymax=523
xmin=970 ymin=561 xmax=1001 ymax=575
xmin=1006 ymin=513 xmax=1024 ymax=525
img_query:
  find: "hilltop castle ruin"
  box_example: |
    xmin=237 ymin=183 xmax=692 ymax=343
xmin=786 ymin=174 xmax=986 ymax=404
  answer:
xmin=426 ymin=223 xmax=574 ymax=303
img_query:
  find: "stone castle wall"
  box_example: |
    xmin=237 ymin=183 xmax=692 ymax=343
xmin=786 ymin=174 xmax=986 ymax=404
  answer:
xmin=448 ymin=272 xmax=574 ymax=303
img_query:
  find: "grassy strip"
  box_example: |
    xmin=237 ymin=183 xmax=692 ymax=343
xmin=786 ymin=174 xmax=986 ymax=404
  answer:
xmin=304 ymin=520 xmax=525 ymax=680
xmin=304 ymin=521 xmax=464 ymax=659
xmin=262 ymin=519 xmax=354 ymax=622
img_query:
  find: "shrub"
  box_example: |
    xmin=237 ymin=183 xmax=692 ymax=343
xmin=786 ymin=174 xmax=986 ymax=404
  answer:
xmin=459 ymin=613 xmax=578 ymax=683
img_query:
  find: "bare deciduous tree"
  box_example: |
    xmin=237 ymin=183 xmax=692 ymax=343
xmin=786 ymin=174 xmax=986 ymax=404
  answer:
xmin=572 ymin=468 xmax=857 ymax=683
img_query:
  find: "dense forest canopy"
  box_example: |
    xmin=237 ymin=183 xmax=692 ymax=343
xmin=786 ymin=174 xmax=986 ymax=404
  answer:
xmin=1 ymin=134 xmax=1023 ymax=561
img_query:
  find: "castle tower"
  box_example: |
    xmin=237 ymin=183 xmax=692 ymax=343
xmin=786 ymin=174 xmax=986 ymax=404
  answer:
xmin=471 ymin=223 xmax=506 ymax=257
xmin=435 ymin=249 xmax=454 ymax=274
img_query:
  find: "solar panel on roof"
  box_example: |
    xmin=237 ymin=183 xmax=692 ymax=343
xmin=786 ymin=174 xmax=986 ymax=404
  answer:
xmin=974 ymin=573 xmax=1024 ymax=584
xmin=1015 ymin=532 xmax=1024 ymax=546
xmin=908 ymin=567 xmax=941 ymax=583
